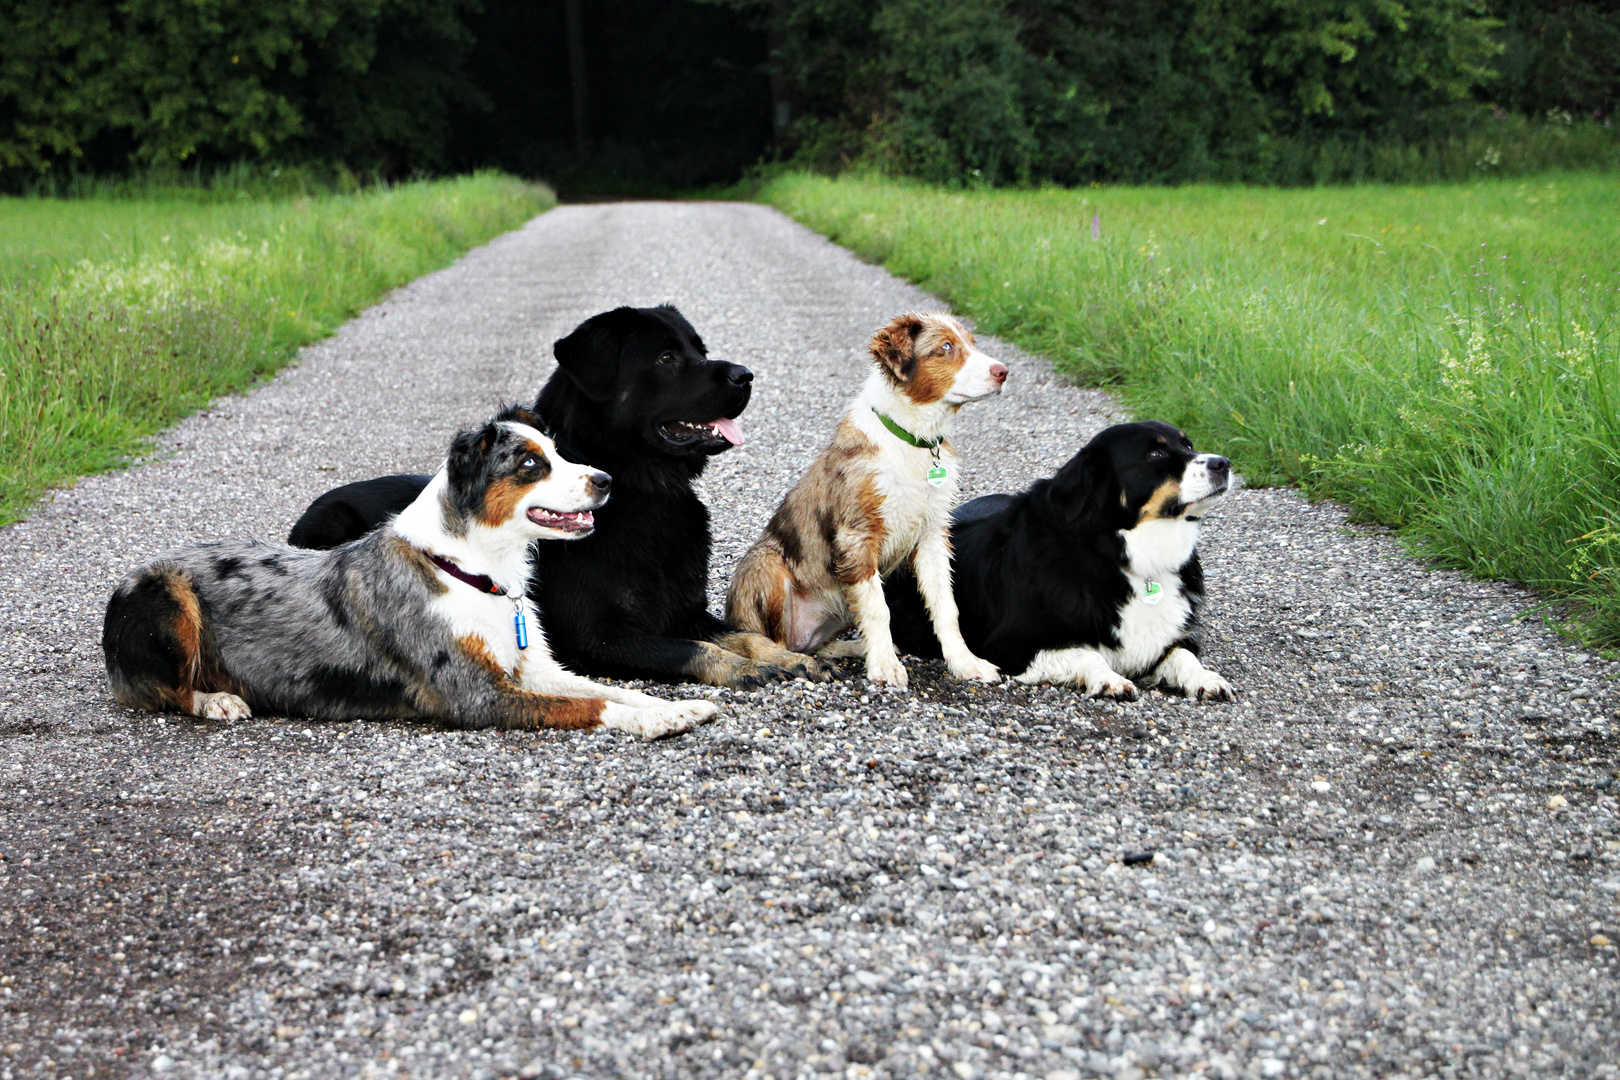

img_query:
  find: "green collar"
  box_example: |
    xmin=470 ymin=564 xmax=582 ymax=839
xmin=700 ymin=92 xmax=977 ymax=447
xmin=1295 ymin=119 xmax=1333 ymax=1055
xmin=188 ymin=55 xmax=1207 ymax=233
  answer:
xmin=873 ymin=409 xmax=942 ymax=450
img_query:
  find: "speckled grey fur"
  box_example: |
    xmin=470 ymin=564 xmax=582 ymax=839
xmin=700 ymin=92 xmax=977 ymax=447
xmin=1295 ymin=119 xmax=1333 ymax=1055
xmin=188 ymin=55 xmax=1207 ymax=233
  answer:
xmin=1 ymin=203 xmax=1616 ymax=1080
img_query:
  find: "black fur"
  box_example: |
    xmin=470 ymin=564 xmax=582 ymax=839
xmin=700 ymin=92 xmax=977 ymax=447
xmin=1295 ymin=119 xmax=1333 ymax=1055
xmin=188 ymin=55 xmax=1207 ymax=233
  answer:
xmin=286 ymin=305 xmax=764 ymax=683
xmin=101 ymin=572 xmax=194 ymax=708
xmin=289 ymin=474 xmax=439 ymax=552
xmin=889 ymin=421 xmax=1221 ymax=677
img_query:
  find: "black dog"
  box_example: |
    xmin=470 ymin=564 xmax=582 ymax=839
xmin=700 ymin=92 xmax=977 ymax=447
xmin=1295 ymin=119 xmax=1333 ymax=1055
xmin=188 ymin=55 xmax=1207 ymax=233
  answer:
xmin=288 ymin=305 xmax=823 ymax=687
xmin=888 ymin=421 xmax=1235 ymax=701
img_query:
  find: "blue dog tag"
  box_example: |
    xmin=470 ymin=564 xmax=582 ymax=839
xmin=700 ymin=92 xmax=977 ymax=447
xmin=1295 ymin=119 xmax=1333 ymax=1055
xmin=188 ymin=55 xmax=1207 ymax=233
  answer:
xmin=513 ymin=606 xmax=529 ymax=650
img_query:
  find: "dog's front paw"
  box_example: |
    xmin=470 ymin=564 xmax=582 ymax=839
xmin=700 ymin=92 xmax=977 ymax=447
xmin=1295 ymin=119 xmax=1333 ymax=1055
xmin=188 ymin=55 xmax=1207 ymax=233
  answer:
xmin=602 ymin=702 xmax=703 ymax=739
xmin=865 ymin=653 xmax=909 ymax=689
xmin=726 ymin=661 xmax=796 ymax=690
xmin=1084 ymin=674 xmax=1139 ymax=701
xmin=1186 ymin=670 xmax=1235 ymax=702
xmin=193 ymin=691 xmax=251 ymax=720
xmin=947 ymin=654 xmax=1001 ymax=683
xmin=672 ymin=699 xmax=721 ymax=723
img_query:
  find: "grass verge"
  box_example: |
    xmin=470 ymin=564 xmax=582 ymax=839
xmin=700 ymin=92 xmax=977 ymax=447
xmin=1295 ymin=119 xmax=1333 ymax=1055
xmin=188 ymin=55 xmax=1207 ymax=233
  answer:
xmin=761 ymin=172 xmax=1620 ymax=645
xmin=0 ymin=172 xmax=553 ymax=524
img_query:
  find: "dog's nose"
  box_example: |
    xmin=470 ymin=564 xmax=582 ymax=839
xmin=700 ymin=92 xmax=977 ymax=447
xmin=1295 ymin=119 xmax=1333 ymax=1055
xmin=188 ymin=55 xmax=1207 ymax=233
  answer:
xmin=727 ymin=366 xmax=754 ymax=386
xmin=587 ymin=471 xmax=612 ymax=498
xmin=1206 ymin=456 xmax=1230 ymax=475
xmin=988 ymin=362 xmax=1008 ymax=384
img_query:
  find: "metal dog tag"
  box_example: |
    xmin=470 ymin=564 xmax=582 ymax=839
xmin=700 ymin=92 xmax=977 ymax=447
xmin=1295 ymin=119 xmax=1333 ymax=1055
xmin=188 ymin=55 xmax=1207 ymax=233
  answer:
xmin=928 ymin=465 xmax=948 ymax=487
xmin=513 ymin=605 xmax=530 ymax=650
xmin=1143 ymin=580 xmax=1164 ymax=605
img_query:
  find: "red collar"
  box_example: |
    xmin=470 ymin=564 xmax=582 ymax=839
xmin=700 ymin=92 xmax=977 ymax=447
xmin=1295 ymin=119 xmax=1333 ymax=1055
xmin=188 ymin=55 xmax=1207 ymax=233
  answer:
xmin=427 ymin=553 xmax=509 ymax=597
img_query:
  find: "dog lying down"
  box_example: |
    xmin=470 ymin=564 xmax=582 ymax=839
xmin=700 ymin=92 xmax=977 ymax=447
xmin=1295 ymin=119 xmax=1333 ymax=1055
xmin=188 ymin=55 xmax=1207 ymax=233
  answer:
xmin=102 ymin=407 xmax=718 ymax=738
xmin=888 ymin=421 xmax=1235 ymax=701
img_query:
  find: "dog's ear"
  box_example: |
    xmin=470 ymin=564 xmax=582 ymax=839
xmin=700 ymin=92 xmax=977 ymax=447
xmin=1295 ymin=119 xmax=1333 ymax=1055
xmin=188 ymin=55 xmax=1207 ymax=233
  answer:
xmin=1045 ymin=443 xmax=1114 ymax=524
xmin=445 ymin=422 xmax=500 ymax=518
xmin=870 ymin=313 xmax=924 ymax=382
xmin=494 ymin=403 xmax=544 ymax=431
xmin=553 ymin=310 xmax=627 ymax=402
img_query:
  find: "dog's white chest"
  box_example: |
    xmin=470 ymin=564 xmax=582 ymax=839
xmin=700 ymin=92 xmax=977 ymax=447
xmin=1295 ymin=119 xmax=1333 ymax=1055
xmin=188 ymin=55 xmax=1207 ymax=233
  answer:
xmin=1104 ymin=519 xmax=1200 ymax=674
xmin=433 ymin=590 xmax=534 ymax=675
xmin=874 ymin=445 xmax=955 ymax=571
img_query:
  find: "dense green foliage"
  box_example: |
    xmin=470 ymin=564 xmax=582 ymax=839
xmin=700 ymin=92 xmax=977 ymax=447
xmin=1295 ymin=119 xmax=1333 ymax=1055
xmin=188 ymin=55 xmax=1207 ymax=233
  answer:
xmin=763 ymin=172 xmax=1620 ymax=642
xmin=0 ymin=0 xmax=480 ymax=180
xmin=719 ymin=0 xmax=1619 ymax=184
xmin=0 ymin=173 xmax=550 ymax=521
xmin=2 ymin=0 xmax=1615 ymax=189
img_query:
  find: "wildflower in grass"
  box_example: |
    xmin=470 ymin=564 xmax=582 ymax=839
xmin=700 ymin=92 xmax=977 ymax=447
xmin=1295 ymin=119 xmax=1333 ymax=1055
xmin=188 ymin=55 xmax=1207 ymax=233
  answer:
xmin=1556 ymin=322 xmax=1600 ymax=379
xmin=1569 ymin=523 xmax=1619 ymax=585
xmin=1091 ymin=214 xmax=1100 ymax=240
xmin=1438 ymin=328 xmax=1494 ymax=398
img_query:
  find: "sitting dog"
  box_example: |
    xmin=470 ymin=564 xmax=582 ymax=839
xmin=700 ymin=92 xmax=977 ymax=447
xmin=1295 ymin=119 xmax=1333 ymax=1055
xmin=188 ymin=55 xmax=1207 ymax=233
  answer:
xmin=103 ymin=408 xmax=719 ymax=737
xmin=726 ymin=312 xmax=1007 ymax=689
xmin=286 ymin=305 xmax=822 ymax=688
xmin=887 ymin=421 xmax=1235 ymax=701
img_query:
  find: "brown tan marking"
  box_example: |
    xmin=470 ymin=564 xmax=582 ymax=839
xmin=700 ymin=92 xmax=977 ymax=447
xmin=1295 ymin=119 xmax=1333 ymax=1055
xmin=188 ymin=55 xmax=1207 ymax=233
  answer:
xmin=903 ymin=320 xmax=971 ymax=406
xmin=1137 ymin=478 xmax=1185 ymax=523
xmin=713 ymin=631 xmax=822 ymax=668
xmin=476 ymin=438 xmax=550 ymax=528
xmin=870 ymin=313 xmax=924 ymax=383
xmin=679 ymin=640 xmax=781 ymax=686
xmin=455 ymin=634 xmax=607 ymax=730
xmin=163 ymin=569 xmax=206 ymax=691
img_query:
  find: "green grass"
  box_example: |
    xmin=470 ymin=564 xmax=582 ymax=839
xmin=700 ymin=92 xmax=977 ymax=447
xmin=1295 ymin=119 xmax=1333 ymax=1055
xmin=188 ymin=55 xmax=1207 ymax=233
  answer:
xmin=0 ymin=172 xmax=553 ymax=523
xmin=761 ymin=172 xmax=1620 ymax=645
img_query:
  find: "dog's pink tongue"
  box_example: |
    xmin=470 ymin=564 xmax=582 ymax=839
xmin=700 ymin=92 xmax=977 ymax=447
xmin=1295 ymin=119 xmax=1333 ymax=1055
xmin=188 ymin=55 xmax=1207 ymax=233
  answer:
xmin=712 ymin=417 xmax=745 ymax=446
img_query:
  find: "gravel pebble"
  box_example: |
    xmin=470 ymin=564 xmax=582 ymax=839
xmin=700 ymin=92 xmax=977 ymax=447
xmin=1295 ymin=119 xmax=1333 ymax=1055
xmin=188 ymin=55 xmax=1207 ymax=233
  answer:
xmin=2 ymin=202 xmax=1618 ymax=1080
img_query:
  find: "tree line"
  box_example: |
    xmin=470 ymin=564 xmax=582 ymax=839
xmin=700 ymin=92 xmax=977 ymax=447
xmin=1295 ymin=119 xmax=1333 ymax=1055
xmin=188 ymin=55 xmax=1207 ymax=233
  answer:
xmin=2 ymin=0 xmax=1615 ymax=190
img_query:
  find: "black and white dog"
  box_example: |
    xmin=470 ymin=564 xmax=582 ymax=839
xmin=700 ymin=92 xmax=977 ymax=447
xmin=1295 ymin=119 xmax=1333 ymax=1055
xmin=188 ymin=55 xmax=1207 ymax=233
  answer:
xmin=889 ymin=421 xmax=1235 ymax=701
xmin=103 ymin=408 xmax=719 ymax=737
xmin=287 ymin=306 xmax=824 ymax=688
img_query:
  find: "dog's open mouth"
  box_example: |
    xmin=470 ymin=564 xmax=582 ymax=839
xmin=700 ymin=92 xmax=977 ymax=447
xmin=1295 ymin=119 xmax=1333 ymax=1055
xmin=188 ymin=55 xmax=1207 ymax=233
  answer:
xmin=527 ymin=508 xmax=595 ymax=533
xmin=658 ymin=417 xmax=746 ymax=448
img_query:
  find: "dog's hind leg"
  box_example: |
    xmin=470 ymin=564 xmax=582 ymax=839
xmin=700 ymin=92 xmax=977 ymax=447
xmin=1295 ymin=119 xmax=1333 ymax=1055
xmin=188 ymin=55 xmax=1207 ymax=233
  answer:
xmin=1016 ymin=647 xmax=1139 ymax=701
xmin=815 ymin=637 xmax=866 ymax=659
xmin=192 ymin=691 xmax=253 ymax=719
xmin=103 ymin=568 xmax=244 ymax=716
xmin=724 ymin=545 xmax=794 ymax=642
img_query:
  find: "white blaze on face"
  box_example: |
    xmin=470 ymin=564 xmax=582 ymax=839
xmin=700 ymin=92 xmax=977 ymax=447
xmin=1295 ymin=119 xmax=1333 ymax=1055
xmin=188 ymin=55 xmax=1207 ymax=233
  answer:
xmin=504 ymin=423 xmax=609 ymax=539
xmin=1179 ymin=453 xmax=1230 ymax=507
xmin=944 ymin=339 xmax=1009 ymax=404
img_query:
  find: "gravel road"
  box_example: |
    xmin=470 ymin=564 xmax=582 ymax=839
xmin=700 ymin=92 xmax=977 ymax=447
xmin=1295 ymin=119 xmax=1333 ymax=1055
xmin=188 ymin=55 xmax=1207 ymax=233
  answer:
xmin=2 ymin=202 xmax=1617 ymax=1080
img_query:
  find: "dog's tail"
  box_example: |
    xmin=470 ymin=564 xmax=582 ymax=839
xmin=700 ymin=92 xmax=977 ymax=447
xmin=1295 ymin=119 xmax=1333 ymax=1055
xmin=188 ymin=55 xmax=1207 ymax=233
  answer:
xmin=102 ymin=566 xmax=228 ymax=713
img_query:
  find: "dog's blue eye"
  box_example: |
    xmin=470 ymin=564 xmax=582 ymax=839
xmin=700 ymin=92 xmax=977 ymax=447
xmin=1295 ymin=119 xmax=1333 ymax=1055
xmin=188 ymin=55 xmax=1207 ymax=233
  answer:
xmin=522 ymin=457 xmax=537 ymax=468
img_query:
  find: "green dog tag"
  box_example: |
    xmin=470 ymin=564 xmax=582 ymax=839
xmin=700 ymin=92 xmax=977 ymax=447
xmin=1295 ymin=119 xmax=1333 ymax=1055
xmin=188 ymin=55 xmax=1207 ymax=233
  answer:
xmin=928 ymin=465 xmax=948 ymax=487
xmin=1143 ymin=580 xmax=1164 ymax=605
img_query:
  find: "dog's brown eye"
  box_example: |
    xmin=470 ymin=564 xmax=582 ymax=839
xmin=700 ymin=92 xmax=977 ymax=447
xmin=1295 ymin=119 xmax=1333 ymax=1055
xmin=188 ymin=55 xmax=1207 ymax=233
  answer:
xmin=658 ymin=351 xmax=676 ymax=364
xmin=1149 ymin=448 xmax=1167 ymax=459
